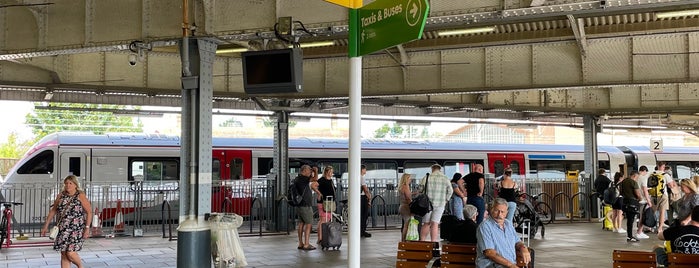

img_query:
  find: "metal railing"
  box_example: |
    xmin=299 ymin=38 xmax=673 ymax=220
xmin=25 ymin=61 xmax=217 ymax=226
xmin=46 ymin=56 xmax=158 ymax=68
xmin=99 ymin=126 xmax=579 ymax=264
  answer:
xmin=0 ymin=176 xmax=602 ymax=239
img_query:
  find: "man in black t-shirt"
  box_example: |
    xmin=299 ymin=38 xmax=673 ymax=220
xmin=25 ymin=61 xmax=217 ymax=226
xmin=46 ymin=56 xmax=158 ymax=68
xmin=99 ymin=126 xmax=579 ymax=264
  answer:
xmin=464 ymin=164 xmax=485 ymax=224
xmin=654 ymin=205 xmax=699 ymax=266
xmin=593 ymin=168 xmax=611 ymax=201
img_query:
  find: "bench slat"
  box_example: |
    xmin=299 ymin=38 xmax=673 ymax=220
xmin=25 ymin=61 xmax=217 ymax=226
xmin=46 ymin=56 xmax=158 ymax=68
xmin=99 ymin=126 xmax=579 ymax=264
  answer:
xmin=442 ymin=244 xmax=477 ymax=253
xmin=441 ymin=264 xmax=476 ymax=268
xmin=612 ymin=250 xmax=656 ymax=262
xmin=397 ymin=251 xmax=434 ymax=261
xmin=442 ymin=254 xmax=476 ymax=263
xmin=398 ymin=241 xmax=439 ymax=251
xmin=396 ymin=260 xmax=434 ymax=268
xmin=668 ymin=252 xmax=699 ymax=265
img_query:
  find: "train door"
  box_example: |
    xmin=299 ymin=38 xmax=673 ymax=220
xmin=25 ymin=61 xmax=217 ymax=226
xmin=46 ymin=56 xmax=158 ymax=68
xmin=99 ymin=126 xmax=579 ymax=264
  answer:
xmin=212 ymin=149 xmax=252 ymax=215
xmin=487 ymin=153 xmax=525 ymax=177
xmin=58 ymin=148 xmax=90 ymax=183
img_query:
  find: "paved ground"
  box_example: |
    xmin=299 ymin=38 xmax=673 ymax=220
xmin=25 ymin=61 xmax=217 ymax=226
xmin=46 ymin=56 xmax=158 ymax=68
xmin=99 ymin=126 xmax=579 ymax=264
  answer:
xmin=0 ymin=220 xmax=668 ymax=268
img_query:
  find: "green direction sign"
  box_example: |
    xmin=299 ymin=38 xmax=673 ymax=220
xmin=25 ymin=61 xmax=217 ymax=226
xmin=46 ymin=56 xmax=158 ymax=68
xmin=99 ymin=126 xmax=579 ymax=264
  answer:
xmin=352 ymin=0 xmax=429 ymax=57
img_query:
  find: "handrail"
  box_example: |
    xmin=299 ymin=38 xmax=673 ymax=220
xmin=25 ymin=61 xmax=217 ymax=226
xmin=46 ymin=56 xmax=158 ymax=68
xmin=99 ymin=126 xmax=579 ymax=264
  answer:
xmin=250 ymin=197 xmax=263 ymax=235
xmin=552 ymin=191 xmax=572 ymax=223
xmin=571 ymin=191 xmax=591 ymax=222
xmin=160 ymin=200 xmax=176 ymax=241
xmin=370 ymin=195 xmax=388 ymax=230
xmin=537 ymin=192 xmax=553 ymax=205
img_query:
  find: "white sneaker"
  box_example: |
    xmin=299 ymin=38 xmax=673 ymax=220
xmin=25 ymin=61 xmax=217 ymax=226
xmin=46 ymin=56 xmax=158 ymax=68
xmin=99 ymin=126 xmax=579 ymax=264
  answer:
xmin=617 ymin=228 xmax=626 ymax=233
xmin=637 ymin=233 xmax=650 ymax=239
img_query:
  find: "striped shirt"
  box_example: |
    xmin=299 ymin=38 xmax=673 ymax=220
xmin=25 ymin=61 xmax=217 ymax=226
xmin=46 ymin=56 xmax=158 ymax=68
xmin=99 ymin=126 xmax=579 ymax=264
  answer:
xmin=476 ymin=217 xmax=520 ymax=268
xmin=419 ymin=170 xmax=453 ymax=208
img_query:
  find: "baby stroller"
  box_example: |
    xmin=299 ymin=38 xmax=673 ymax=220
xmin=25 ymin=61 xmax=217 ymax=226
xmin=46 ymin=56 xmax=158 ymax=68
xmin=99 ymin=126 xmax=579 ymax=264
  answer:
xmin=513 ymin=194 xmax=545 ymax=238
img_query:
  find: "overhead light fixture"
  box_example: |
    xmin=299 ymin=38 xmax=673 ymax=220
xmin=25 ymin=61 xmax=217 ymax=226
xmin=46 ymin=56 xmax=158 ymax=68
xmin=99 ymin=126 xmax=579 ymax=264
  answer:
xmin=216 ymin=48 xmax=249 ymax=54
xmin=437 ymin=26 xmax=496 ymax=36
xmin=656 ymin=9 xmax=699 ymax=19
xmin=44 ymin=91 xmax=54 ymax=101
xmin=294 ymin=41 xmax=336 ymax=48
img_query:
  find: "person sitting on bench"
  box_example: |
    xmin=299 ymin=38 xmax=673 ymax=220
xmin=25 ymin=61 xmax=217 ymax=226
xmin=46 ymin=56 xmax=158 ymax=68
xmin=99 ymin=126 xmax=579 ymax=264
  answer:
xmin=654 ymin=205 xmax=699 ymax=266
xmin=476 ymin=198 xmax=532 ymax=268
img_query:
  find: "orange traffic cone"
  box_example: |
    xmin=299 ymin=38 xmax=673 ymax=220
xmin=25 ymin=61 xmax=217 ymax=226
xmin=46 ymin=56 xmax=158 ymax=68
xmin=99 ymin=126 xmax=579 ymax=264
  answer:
xmin=91 ymin=208 xmax=104 ymax=238
xmin=114 ymin=199 xmax=125 ymax=234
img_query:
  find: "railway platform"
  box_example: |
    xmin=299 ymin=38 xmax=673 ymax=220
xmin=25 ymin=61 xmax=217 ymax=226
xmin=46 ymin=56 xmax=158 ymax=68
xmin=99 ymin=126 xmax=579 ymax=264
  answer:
xmin=0 ymin=221 xmax=666 ymax=268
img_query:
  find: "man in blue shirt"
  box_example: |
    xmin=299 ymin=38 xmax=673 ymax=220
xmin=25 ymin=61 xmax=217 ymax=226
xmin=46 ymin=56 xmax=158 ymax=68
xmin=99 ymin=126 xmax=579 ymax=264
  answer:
xmin=476 ymin=198 xmax=531 ymax=268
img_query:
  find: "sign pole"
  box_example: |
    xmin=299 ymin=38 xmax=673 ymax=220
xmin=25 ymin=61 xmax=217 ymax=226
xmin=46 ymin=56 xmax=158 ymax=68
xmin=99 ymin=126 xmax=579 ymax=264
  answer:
xmin=348 ymin=7 xmax=361 ymax=268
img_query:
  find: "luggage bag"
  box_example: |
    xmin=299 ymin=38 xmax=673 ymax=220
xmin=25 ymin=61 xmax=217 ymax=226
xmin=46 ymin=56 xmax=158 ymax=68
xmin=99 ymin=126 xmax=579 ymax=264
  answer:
xmin=320 ymin=221 xmax=342 ymax=250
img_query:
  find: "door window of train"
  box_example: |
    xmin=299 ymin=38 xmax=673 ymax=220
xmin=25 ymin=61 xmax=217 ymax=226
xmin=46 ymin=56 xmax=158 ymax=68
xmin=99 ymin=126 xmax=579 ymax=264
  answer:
xmin=212 ymin=159 xmax=221 ymax=181
xmin=315 ymin=161 xmax=348 ymax=179
xmin=129 ymin=159 xmax=179 ymax=182
xmin=361 ymin=162 xmax=398 ymax=188
xmin=492 ymin=160 xmax=505 ymax=177
xmin=229 ymin=158 xmax=244 ymax=180
xmin=68 ymin=157 xmax=81 ymax=176
xmin=17 ymin=150 xmax=54 ymax=174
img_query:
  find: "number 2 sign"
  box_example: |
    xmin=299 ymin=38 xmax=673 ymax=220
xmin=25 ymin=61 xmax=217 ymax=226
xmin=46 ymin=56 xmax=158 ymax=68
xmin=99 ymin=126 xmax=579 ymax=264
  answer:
xmin=650 ymin=138 xmax=663 ymax=152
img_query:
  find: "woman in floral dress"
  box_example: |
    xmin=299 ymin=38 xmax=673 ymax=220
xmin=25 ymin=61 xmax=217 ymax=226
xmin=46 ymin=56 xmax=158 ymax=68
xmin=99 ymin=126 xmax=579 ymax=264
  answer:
xmin=41 ymin=175 xmax=93 ymax=268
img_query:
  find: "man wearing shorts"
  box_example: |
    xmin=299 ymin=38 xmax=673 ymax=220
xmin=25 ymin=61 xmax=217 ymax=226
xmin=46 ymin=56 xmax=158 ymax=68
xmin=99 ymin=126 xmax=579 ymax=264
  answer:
xmin=419 ymin=164 xmax=453 ymax=242
xmin=294 ymin=165 xmax=316 ymax=250
xmin=652 ymin=162 xmax=676 ymax=231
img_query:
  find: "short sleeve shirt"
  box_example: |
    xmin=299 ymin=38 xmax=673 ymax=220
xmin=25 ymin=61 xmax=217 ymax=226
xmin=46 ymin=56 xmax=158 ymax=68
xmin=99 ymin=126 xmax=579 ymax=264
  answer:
xmin=662 ymin=225 xmax=699 ymax=254
xmin=464 ymin=172 xmax=484 ymax=197
xmin=360 ymin=176 xmax=367 ymax=195
xmin=620 ymin=178 xmax=639 ymax=203
xmin=637 ymin=173 xmax=649 ymax=190
xmin=476 ymin=218 xmax=520 ymax=268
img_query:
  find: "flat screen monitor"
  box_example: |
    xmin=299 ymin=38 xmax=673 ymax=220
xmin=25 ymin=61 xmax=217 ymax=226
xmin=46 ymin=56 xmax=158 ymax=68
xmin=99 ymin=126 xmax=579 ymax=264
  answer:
xmin=242 ymin=48 xmax=303 ymax=94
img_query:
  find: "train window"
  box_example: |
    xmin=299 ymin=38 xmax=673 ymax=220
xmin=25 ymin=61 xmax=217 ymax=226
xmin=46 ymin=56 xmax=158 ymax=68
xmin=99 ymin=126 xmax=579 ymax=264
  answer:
xmin=315 ymin=161 xmax=348 ymax=179
xmin=674 ymin=163 xmax=691 ymax=179
xmin=129 ymin=158 xmax=179 ymax=182
xmin=510 ymin=161 xmax=520 ymax=175
xmin=230 ymin=158 xmax=244 ymax=180
xmin=362 ymin=162 xmax=398 ymax=180
xmin=17 ymin=150 xmax=54 ymax=174
xmin=404 ymin=161 xmax=437 ymax=182
xmin=493 ymin=160 xmax=505 ymax=177
xmin=212 ymin=159 xmax=221 ymax=181
xmin=69 ymin=157 xmax=81 ymax=176
xmin=443 ymin=162 xmax=471 ymax=177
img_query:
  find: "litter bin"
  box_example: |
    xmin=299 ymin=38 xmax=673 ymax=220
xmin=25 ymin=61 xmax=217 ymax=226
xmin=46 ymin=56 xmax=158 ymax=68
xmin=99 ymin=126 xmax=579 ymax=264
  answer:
xmin=209 ymin=213 xmax=247 ymax=268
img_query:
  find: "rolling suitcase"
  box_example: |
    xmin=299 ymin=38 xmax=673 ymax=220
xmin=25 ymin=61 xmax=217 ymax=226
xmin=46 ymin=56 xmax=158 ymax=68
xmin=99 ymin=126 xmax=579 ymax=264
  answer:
xmin=602 ymin=204 xmax=614 ymax=230
xmin=320 ymin=196 xmax=342 ymax=250
xmin=320 ymin=221 xmax=342 ymax=250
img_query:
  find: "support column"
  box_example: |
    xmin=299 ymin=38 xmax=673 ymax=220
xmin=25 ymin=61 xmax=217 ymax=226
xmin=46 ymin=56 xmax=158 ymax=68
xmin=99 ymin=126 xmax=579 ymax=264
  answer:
xmin=583 ymin=115 xmax=600 ymax=217
xmin=178 ymin=38 xmax=215 ymax=268
xmin=273 ymin=109 xmax=290 ymax=232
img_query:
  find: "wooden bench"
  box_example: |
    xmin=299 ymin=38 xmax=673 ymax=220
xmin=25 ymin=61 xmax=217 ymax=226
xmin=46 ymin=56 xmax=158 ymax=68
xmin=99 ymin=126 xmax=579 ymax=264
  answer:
xmin=612 ymin=250 xmax=656 ymax=268
xmin=667 ymin=253 xmax=699 ymax=268
xmin=439 ymin=243 xmax=531 ymax=268
xmin=396 ymin=241 xmax=440 ymax=268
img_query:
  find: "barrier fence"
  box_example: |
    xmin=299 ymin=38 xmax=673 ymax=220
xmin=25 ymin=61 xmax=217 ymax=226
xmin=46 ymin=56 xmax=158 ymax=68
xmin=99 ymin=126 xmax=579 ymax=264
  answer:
xmin=0 ymin=177 xmax=596 ymax=239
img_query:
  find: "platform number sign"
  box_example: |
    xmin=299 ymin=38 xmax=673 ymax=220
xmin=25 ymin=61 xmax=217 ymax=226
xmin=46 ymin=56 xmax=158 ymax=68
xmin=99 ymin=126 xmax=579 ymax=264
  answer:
xmin=650 ymin=138 xmax=663 ymax=152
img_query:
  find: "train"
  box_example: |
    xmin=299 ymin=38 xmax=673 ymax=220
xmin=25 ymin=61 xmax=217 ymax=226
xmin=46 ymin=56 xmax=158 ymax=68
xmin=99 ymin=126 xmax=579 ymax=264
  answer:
xmin=2 ymin=132 xmax=699 ymax=227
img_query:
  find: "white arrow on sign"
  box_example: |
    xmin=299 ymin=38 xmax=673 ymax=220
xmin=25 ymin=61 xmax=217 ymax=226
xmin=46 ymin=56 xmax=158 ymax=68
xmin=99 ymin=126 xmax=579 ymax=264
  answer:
xmin=410 ymin=3 xmax=418 ymax=18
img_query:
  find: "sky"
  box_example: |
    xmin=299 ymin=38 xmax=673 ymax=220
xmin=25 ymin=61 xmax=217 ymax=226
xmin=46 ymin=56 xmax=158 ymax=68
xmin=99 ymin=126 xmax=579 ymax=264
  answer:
xmin=0 ymin=100 xmax=33 ymax=141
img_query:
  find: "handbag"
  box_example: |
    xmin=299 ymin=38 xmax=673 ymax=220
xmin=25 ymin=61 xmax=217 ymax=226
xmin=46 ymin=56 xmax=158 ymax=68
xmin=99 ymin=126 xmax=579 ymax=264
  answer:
xmin=49 ymin=194 xmax=74 ymax=240
xmin=323 ymin=196 xmax=336 ymax=213
xmin=410 ymin=174 xmax=433 ymax=216
xmin=48 ymin=226 xmax=59 ymax=240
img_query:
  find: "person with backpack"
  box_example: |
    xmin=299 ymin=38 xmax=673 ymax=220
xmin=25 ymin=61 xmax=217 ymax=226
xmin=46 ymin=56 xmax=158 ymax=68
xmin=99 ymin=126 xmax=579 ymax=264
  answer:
xmin=594 ymin=168 xmax=611 ymax=202
xmin=649 ymin=162 xmax=677 ymax=231
xmin=635 ymin=166 xmax=653 ymax=239
xmin=292 ymin=165 xmax=316 ymax=250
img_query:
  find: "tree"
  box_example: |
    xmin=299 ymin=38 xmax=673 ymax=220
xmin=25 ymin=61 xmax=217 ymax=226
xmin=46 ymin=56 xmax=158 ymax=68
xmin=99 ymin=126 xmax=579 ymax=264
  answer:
xmin=0 ymin=132 xmax=32 ymax=158
xmin=373 ymin=123 xmax=404 ymax=138
xmin=25 ymin=103 xmax=143 ymax=139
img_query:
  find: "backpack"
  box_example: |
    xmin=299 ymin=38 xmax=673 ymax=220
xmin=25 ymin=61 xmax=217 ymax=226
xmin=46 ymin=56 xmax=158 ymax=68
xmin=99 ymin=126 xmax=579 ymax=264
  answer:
xmin=287 ymin=179 xmax=303 ymax=207
xmin=648 ymin=173 xmax=665 ymax=197
xmin=603 ymin=183 xmax=618 ymax=205
xmin=642 ymin=206 xmax=657 ymax=228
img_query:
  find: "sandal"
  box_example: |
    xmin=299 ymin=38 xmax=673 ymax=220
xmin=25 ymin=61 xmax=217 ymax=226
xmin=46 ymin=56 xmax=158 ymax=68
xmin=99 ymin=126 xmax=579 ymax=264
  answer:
xmin=302 ymin=245 xmax=317 ymax=251
xmin=297 ymin=245 xmax=304 ymax=250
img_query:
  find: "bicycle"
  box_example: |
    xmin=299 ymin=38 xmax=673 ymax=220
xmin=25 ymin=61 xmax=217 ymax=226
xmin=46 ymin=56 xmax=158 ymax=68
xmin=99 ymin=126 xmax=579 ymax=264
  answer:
xmin=520 ymin=193 xmax=553 ymax=225
xmin=0 ymin=201 xmax=23 ymax=249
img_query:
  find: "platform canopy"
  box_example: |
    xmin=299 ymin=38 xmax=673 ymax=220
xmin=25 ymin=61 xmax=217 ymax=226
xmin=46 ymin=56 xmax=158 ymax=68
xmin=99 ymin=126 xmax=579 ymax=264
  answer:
xmin=2 ymin=0 xmax=699 ymax=132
